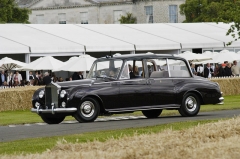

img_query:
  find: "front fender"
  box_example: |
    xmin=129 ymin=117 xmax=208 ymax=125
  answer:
xmin=70 ymin=91 xmax=103 ymax=108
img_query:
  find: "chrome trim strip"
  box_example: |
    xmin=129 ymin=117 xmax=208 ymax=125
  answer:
xmin=106 ymin=104 xmax=180 ymax=112
xmin=37 ymin=106 xmax=40 ymax=114
xmin=51 ymin=103 xmax=55 ymax=114
xmin=31 ymin=108 xmax=77 ymax=114
xmin=93 ymin=79 xmax=144 ymax=85
xmin=166 ymin=58 xmax=171 ymax=77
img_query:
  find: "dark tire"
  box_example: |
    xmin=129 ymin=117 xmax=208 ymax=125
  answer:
xmin=74 ymin=97 xmax=100 ymax=123
xmin=178 ymin=93 xmax=200 ymax=117
xmin=40 ymin=115 xmax=65 ymax=124
xmin=142 ymin=109 xmax=162 ymax=118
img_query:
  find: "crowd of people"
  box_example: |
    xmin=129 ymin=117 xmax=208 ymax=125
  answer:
xmin=0 ymin=60 xmax=239 ymax=87
xmin=191 ymin=60 xmax=240 ymax=78
xmin=0 ymin=71 xmax=85 ymax=87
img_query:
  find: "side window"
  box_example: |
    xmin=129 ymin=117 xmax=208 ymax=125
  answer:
xmin=123 ymin=60 xmax=144 ymax=79
xmin=120 ymin=62 xmax=130 ymax=79
xmin=167 ymin=59 xmax=191 ymax=77
xmin=148 ymin=58 xmax=168 ymax=78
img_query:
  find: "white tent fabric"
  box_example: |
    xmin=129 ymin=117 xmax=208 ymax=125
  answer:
xmin=78 ymin=24 xmax=180 ymax=50
xmin=212 ymin=50 xmax=240 ymax=63
xmin=52 ymin=56 xmax=78 ymax=72
xmin=177 ymin=51 xmax=212 ymax=62
xmin=0 ymin=57 xmax=26 ymax=70
xmin=17 ymin=56 xmax=64 ymax=71
xmin=0 ymin=37 xmax=29 ymax=54
xmin=0 ymin=24 xmax=85 ymax=53
xmin=0 ymin=23 xmax=239 ymax=54
xmin=193 ymin=51 xmax=219 ymax=64
xmin=125 ymin=24 xmax=224 ymax=49
xmin=29 ymin=24 xmax=135 ymax=52
xmin=195 ymin=50 xmax=240 ymax=64
xmin=202 ymin=51 xmax=219 ymax=58
xmin=53 ymin=54 xmax=96 ymax=72
xmin=168 ymin=23 xmax=240 ymax=48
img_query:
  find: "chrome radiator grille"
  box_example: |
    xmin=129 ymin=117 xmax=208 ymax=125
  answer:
xmin=45 ymin=83 xmax=59 ymax=108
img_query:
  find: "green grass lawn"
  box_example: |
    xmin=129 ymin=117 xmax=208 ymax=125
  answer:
xmin=0 ymin=95 xmax=238 ymax=155
xmin=0 ymin=118 xmax=223 ymax=155
xmin=0 ymin=95 xmax=239 ymax=126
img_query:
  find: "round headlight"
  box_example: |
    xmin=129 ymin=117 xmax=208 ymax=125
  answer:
xmin=61 ymin=101 xmax=66 ymax=108
xmin=35 ymin=102 xmax=40 ymax=108
xmin=60 ymin=90 xmax=67 ymax=98
xmin=39 ymin=90 xmax=44 ymax=98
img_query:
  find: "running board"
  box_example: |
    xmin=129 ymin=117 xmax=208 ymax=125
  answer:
xmin=106 ymin=104 xmax=180 ymax=113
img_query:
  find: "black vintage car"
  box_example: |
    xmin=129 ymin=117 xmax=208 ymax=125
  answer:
xmin=31 ymin=54 xmax=224 ymax=124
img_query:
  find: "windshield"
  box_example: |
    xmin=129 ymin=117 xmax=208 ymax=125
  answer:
xmin=87 ymin=59 xmax=123 ymax=79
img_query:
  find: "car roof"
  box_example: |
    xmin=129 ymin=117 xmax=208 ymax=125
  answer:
xmin=97 ymin=53 xmax=185 ymax=61
xmin=99 ymin=53 xmax=172 ymax=59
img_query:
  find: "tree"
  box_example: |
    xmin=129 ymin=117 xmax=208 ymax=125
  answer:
xmin=180 ymin=0 xmax=240 ymax=45
xmin=119 ymin=12 xmax=137 ymax=24
xmin=0 ymin=0 xmax=31 ymax=23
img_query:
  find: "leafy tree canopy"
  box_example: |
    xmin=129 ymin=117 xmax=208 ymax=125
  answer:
xmin=180 ymin=0 xmax=240 ymax=45
xmin=0 ymin=0 xmax=31 ymax=23
xmin=119 ymin=12 xmax=137 ymax=24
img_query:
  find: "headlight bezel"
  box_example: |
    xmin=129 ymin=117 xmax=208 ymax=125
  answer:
xmin=38 ymin=90 xmax=45 ymax=98
xmin=60 ymin=90 xmax=67 ymax=98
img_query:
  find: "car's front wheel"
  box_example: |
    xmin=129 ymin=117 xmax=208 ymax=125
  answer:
xmin=142 ymin=109 xmax=162 ymax=118
xmin=40 ymin=115 xmax=65 ymax=124
xmin=178 ymin=93 xmax=200 ymax=117
xmin=74 ymin=97 xmax=100 ymax=123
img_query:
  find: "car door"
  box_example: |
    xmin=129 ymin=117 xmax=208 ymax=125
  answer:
xmin=118 ymin=79 xmax=150 ymax=109
xmin=148 ymin=77 xmax=176 ymax=106
xmin=88 ymin=59 xmax=122 ymax=110
xmin=117 ymin=60 xmax=151 ymax=110
xmin=146 ymin=58 xmax=176 ymax=107
xmin=92 ymin=80 xmax=120 ymax=110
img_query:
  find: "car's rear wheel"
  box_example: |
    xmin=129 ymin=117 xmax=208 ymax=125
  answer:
xmin=178 ymin=93 xmax=200 ymax=117
xmin=40 ymin=115 xmax=65 ymax=124
xmin=142 ymin=109 xmax=162 ymax=118
xmin=74 ymin=97 xmax=100 ymax=123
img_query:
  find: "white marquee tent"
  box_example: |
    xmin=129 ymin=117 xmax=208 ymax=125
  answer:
xmin=1 ymin=23 xmax=239 ymax=80
xmin=0 ymin=23 xmax=239 ymax=57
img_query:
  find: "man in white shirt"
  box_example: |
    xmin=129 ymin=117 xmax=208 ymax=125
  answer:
xmin=231 ymin=60 xmax=240 ymax=76
xmin=197 ymin=64 xmax=204 ymax=77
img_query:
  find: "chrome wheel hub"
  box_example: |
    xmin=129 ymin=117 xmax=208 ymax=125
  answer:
xmin=80 ymin=101 xmax=95 ymax=117
xmin=185 ymin=96 xmax=197 ymax=112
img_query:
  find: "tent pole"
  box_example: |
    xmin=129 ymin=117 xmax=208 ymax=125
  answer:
xmin=25 ymin=54 xmax=30 ymax=81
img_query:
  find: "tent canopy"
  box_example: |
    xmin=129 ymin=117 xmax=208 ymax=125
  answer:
xmin=17 ymin=56 xmax=65 ymax=71
xmin=0 ymin=23 xmax=238 ymax=54
xmin=0 ymin=37 xmax=29 ymax=54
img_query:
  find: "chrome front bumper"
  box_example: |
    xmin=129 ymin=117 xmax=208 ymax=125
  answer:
xmin=218 ymin=97 xmax=224 ymax=104
xmin=31 ymin=107 xmax=77 ymax=114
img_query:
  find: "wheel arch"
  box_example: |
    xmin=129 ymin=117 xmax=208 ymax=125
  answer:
xmin=183 ymin=90 xmax=204 ymax=105
xmin=81 ymin=95 xmax=105 ymax=113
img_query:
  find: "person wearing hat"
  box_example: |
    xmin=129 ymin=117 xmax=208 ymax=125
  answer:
xmin=218 ymin=63 xmax=226 ymax=77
